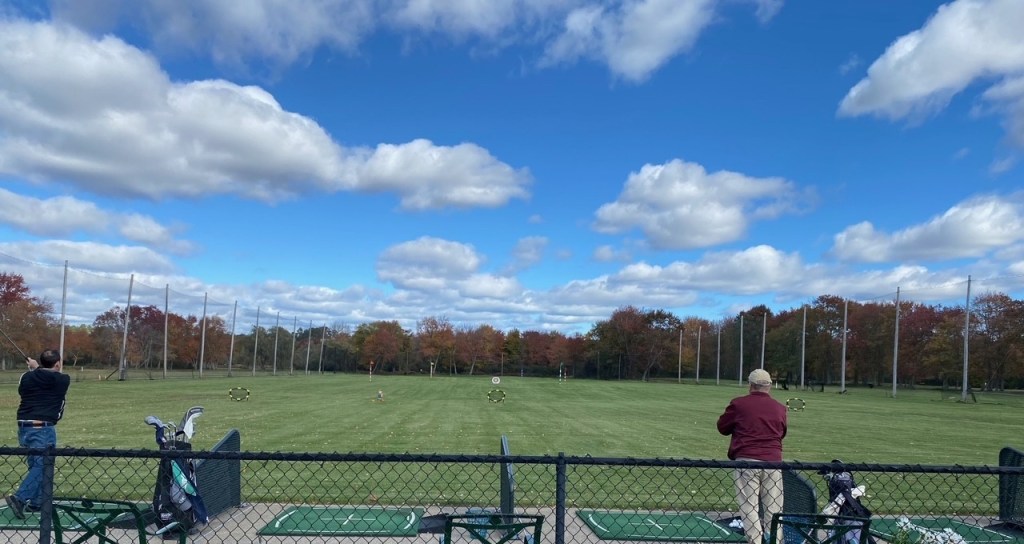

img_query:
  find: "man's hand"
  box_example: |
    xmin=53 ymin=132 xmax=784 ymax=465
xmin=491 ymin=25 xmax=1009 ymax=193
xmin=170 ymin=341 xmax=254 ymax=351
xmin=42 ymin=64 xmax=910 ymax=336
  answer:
xmin=26 ymin=357 xmax=39 ymax=370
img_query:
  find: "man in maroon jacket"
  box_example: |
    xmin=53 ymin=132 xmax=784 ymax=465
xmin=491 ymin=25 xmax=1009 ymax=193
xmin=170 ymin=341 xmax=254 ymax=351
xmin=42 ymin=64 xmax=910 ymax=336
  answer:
xmin=718 ymin=369 xmax=788 ymax=544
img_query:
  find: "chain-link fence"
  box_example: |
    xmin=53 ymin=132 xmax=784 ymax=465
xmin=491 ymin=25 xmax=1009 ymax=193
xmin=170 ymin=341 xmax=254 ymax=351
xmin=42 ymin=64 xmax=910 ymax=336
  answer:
xmin=2 ymin=438 xmax=1022 ymax=544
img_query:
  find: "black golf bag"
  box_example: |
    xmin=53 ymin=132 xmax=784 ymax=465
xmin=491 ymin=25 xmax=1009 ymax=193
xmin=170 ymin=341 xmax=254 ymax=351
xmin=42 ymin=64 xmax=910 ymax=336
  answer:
xmin=152 ymin=427 xmax=208 ymax=538
xmin=820 ymin=460 xmax=874 ymax=544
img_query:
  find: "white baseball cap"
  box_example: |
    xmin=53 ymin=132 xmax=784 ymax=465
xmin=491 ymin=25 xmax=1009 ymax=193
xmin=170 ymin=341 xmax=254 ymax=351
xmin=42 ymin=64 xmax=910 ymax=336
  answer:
xmin=748 ymin=369 xmax=772 ymax=386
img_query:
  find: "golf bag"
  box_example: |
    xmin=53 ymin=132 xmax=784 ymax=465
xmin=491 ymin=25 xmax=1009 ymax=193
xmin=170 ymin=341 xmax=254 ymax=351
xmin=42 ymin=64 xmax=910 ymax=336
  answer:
xmin=148 ymin=410 xmax=208 ymax=538
xmin=820 ymin=460 xmax=874 ymax=544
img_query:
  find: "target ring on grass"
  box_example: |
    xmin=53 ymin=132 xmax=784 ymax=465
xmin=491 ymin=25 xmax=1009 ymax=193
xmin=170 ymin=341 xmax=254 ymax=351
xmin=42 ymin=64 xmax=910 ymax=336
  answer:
xmin=786 ymin=397 xmax=805 ymax=411
xmin=228 ymin=387 xmax=250 ymax=401
xmin=488 ymin=389 xmax=506 ymax=403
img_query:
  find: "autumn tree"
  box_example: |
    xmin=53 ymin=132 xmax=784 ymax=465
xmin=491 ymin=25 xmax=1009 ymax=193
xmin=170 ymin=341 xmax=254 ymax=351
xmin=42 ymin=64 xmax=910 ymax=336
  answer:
xmin=322 ymin=324 xmax=356 ymax=372
xmin=805 ymin=296 xmax=846 ymax=384
xmin=167 ymin=313 xmax=200 ymax=370
xmin=454 ymin=324 xmax=502 ymax=375
xmin=62 ymin=324 xmax=96 ymax=367
xmin=91 ymin=307 xmax=127 ymax=369
xmin=417 ymin=316 xmax=455 ymax=376
xmin=846 ymin=301 xmax=893 ymax=385
xmin=588 ymin=306 xmax=647 ymax=379
xmin=586 ymin=306 xmax=683 ymax=381
xmin=763 ymin=308 xmax=803 ymax=384
xmin=681 ymin=316 xmax=716 ymax=381
xmin=919 ymin=310 xmax=966 ymax=386
xmin=355 ymin=321 xmax=408 ymax=373
xmin=503 ymin=329 xmax=523 ymax=376
xmin=971 ymin=293 xmax=1024 ymax=390
xmin=892 ymin=303 xmax=944 ymax=385
xmin=0 ymin=272 xmax=54 ymax=367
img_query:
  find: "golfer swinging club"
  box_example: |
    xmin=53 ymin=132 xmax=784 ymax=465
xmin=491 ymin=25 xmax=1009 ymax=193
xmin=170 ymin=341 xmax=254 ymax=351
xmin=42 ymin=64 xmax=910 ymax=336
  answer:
xmin=5 ymin=349 xmax=71 ymax=519
xmin=717 ymin=369 xmax=787 ymax=544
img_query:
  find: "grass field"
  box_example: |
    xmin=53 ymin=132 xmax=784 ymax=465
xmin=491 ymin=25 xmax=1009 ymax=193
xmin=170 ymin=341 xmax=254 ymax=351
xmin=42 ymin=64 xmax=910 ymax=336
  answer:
xmin=2 ymin=372 xmax=1022 ymax=465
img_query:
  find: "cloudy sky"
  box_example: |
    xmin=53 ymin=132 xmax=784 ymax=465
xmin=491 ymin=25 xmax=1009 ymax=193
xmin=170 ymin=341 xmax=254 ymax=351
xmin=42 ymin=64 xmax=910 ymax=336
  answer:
xmin=1 ymin=0 xmax=1023 ymax=334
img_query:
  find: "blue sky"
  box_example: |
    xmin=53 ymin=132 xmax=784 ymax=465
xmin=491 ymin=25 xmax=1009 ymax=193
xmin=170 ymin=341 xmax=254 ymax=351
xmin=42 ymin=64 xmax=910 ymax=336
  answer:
xmin=1 ymin=0 xmax=1023 ymax=334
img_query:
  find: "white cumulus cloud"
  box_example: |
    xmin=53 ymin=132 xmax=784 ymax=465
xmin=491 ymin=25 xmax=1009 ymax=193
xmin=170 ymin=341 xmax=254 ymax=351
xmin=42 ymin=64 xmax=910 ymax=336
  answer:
xmin=541 ymin=0 xmax=716 ymax=82
xmin=839 ymin=0 xmax=1024 ymax=148
xmin=592 ymin=159 xmax=807 ymax=250
xmin=44 ymin=0 xmax=778 ymax=83
xmin=0 ymin=19 xmax=530 ymax=208
xmin=0 ymin=188 xmax=193 ymax=253
xmin=831 ymin=194 xmax=1024 ymax=263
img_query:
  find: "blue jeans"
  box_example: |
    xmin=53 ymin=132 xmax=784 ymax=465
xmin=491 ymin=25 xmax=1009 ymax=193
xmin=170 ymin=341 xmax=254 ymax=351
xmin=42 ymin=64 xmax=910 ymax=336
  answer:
xmin=15 ymin=426 xmax=57 ymax=508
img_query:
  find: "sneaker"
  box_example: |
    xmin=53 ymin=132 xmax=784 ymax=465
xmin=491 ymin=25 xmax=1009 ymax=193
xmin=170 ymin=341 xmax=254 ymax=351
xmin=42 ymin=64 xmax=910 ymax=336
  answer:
xmin=5 ymin=495 xmax=25 ymax=520
xmin=24 ymin=503 xmax=41 ymax=513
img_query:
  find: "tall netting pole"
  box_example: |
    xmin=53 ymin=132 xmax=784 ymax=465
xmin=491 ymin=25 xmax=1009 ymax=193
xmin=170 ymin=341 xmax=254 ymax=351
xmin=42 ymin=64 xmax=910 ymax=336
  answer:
xmin=59 ymin=261 xmax=67 ymax=357
xmin=118 ymin=274 xmax=134 ymax=382
xmin=962 ymin=275 xmax=972 ymax=402
xmin=273 ymin=312 xmax=280 ymax=376
xmin=800 ymin=306 xmax=807 ymax=390
xmin=304 ymin=320 xmax=312 ymax=375
xmin=696 ymin=325 xmax=702 ymax=384
xmin=163 ymin=284 xmax=169 ymax=379
xmin=892 ymin=287 xmax=900 ymax=398
xmin=228 ymin=301 xmax=237 ymax=377
xmin=841 ymin=299 xmax=848 ymax=393
xmin=760 ymin=312 xmax=766 ymax=369
xmin=289 ymin=316 xmax=297 ymax=375
xmin=318 ymin=323 xmax=327 ymax=374
xmin=716 ymin=326 xmax=721 ymax=385
xmin=252 ymin=306 xmax=260 ymax=376
xmin=199 ymin=292 xmax=208 ymax=378
xmin=677 ymin=328 xmax=682 ymax=384
xmin=738 ymin=313 xmax=744 ymax=385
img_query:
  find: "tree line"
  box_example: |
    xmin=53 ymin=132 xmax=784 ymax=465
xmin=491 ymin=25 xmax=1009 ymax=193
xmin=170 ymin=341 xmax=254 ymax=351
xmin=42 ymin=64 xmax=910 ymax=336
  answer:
xmin=1 ymin=272 xmax=1022 ymax=389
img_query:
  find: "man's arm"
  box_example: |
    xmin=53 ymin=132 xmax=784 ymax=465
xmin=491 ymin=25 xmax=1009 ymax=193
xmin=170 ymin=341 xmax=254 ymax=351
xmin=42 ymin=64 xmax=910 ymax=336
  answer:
xmin=26 ymin=357 xmax=39 ymax=370
xmin=717 ymin=403 xmax=736 ymax=435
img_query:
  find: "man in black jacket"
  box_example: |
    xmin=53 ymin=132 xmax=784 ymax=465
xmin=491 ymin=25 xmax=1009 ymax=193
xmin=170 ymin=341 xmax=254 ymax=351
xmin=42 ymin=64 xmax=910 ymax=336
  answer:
xmin=5 ymin=349 xmax=70 ymax=519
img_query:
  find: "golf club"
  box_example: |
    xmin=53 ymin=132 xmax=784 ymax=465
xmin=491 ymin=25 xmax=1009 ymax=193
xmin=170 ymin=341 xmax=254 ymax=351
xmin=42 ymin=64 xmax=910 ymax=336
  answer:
xmin=178 ymin=406 xmax=204 ymax=441
xmin=0 ymin=325 xmax=30 ymax=360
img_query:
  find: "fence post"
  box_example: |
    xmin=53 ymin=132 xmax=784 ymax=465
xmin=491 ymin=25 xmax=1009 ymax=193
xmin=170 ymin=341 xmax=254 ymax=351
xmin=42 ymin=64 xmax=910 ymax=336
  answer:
xmin=37 ymin=445 xmax=56 ymax=544
xmin=556 ymin=452 xmax=566 ymax=544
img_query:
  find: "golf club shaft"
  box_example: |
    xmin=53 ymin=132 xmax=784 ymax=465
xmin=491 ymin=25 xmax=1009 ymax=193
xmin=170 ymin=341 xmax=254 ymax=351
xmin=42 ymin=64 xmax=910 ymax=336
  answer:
xmin=0 ymin=325 xmax=29 ymax=360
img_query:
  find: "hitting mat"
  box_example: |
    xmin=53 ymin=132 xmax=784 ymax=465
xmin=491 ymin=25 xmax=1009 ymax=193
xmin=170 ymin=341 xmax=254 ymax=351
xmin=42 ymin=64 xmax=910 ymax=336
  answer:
xmin=258 ymin=505 xmax=424 ymax=536
xmin=0 ymin=506 xmax=40 ymax=530
xmin=0 ymin=500 xmax=145 ymax=530
xmin=870 ymin=518 xmax=1022 ymax=544
xmin=578 ymin=510 xmax=746 ymax=542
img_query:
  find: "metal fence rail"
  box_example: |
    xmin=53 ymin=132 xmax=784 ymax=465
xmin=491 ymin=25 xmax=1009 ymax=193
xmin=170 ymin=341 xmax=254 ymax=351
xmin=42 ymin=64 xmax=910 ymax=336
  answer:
xmin=2 ymin=446 xmax=1023 ymax=544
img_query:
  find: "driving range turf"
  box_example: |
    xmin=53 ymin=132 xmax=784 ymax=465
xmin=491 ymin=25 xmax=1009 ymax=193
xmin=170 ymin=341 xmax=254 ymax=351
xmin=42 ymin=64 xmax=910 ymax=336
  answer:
xmin=3 ymin=373 xmax=1020 ymax=465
